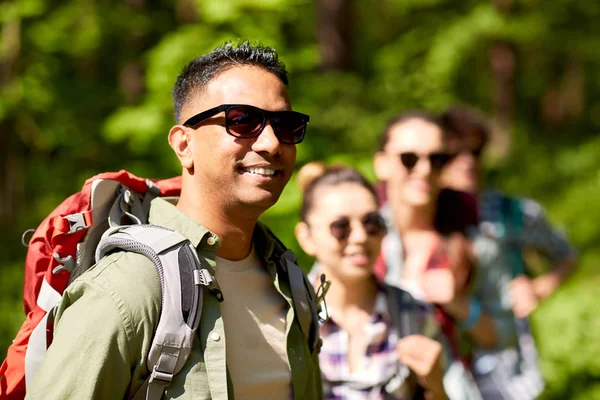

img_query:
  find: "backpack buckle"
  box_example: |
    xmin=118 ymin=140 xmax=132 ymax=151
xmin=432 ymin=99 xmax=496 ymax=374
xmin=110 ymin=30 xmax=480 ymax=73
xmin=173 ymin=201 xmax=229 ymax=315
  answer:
xmin=148 ymin=365 xmax=174 ymax=385
xmin=64 ymin=212 xmax=92 ymax=233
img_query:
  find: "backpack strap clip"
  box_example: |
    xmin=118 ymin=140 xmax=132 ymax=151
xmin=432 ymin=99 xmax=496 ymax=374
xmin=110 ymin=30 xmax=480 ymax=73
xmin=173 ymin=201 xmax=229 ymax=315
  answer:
xmin=134 ymin=364 xmax=173 ymax=400
xmin=64 ymin=212 xmax=92 ymax=233
xmin=52 ymin=252 xmax=75 ymax=274
xmin=148 ymin=365 xmax=173 ymax=386
xmin=315 ymin=274 xmax=331 ymax=323
xmin=194 ymin=269 xmax=224 ymax=302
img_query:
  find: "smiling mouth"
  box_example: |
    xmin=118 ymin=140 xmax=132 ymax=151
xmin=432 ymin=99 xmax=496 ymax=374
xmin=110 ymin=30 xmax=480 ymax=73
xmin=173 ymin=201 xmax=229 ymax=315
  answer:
xmin=345 ymin=251 xmax=371 ymax=260
xmin=239 ymin=166 xmax=282 ymax=177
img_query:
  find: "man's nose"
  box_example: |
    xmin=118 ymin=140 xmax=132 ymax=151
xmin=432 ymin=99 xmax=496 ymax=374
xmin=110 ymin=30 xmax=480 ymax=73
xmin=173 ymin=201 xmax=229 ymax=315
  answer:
xmin=251 ymin=122 xmax=282 ymax=155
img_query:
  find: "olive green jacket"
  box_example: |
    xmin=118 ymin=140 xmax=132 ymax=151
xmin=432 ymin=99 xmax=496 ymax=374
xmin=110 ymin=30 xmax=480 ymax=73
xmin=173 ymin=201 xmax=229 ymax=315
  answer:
xmin=27 ymin=198 xmax=323 ymax=400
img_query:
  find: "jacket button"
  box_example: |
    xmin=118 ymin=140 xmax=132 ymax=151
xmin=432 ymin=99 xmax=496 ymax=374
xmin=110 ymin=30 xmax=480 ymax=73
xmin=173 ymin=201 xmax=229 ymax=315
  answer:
xmin=207 ymin=236 xmax=216 ymax=246
xmin=210 ymin=331 xmax=221 ymax=342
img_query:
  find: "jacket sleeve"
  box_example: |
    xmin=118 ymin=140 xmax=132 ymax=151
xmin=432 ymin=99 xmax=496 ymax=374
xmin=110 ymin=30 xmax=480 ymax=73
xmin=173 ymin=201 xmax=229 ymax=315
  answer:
xmin=26 ymin=253 xmax=160 ymax=400
xmin=26 ymin=278 xmax=133 ymax=400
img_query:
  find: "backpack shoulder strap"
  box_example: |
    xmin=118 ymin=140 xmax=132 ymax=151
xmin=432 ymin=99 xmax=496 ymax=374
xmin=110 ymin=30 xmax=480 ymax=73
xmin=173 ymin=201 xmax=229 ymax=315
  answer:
xmin=384 ymin=284 xmax=414 ymax=338
xmin=384 ymin=283 xmax=438 ymax=338
xmin=96 ymin=224 xmax=211 ymax=400
xmin=261 ymin=222 xmax=322 ymax=354
xmin=281 ymin=249 xmax=321 ymax=353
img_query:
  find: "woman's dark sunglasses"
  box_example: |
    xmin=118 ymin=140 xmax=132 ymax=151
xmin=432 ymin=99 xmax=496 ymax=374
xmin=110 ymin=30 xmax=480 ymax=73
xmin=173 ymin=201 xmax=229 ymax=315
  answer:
xmin=329 ymin=212 xmax=387 ymax=241
xmin=183 ymin=104 xmax=309 ymax=145
xmin=399 ymin=152 xmax=452 ymax=171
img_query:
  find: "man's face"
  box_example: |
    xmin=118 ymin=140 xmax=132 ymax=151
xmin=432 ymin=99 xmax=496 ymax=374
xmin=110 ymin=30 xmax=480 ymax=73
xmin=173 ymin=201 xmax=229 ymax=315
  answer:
xmin=180 ymin=66 xmax=296 ymax=212
xmin=440 ymin=132 xmax=485 ymax=194
xmin=375 ymin=119 xmax=446 ymax=207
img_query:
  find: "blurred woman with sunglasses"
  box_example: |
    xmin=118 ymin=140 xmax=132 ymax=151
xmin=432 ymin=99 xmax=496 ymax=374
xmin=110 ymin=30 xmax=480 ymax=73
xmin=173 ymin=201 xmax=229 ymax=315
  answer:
xmin=373 ymin=111 xmax=494 ymax=400
xmin=295 ymin=162 xmax=448 ymax=400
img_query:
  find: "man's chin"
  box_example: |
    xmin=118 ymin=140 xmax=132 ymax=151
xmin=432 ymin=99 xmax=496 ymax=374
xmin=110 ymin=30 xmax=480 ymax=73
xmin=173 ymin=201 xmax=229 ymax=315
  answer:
xmin=238 ymin=191 xmax=283 ymax=211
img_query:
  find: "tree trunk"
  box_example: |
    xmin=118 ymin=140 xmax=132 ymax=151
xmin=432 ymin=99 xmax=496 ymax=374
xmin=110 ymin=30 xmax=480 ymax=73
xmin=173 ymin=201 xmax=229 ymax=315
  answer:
xmin=541 ymin=56 xmax=584 ymax=129
xmin=0 ymin=16 xmax=23 ymax=232
xmin=316 ymin=0 xmax=352 ymax=71
xmin=489 ymin=0 xmax=515 ymax=157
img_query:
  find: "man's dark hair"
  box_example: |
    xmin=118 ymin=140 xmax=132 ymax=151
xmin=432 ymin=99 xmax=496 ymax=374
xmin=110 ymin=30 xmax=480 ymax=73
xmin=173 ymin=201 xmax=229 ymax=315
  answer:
xmin=440 ymin=106 xmax=490 ymax=147
xmin=378 ymin=110 xmax=441 ymax=151
xmin=172 ymin=40 xmax=289 ymax=122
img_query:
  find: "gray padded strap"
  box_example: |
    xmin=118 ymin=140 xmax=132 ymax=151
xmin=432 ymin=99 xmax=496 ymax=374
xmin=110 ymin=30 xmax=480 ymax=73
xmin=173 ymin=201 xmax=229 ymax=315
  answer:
xmin=97 ymin=225 xmax=207 ymax=400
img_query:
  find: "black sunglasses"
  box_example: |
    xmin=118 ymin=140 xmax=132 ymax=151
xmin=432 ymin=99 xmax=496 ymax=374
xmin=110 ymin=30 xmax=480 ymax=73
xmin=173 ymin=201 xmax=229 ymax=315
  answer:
xmin=398 ymin=152 xmax=452 ymax=171
xmin=183 ymin=104 xmax=309 ymax=145
xmin=329 ymin=212 xmax=387 ymax=241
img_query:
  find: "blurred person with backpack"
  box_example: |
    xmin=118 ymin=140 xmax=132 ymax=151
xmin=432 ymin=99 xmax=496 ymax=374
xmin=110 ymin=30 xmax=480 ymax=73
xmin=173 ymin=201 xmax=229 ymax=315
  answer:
xmin=439 ymin=105 xmax=577 ymax=399
xmin=19 ymin=41 xmax=323 ymax=400
xmin=295 ymin=162 xmax=448 ymax=400
xmin=373 ymin=111 xmax=500 ymax=400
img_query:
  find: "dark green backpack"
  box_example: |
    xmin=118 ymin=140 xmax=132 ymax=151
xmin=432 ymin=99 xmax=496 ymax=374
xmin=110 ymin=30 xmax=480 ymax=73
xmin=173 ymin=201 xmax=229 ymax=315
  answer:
xmin=500 ymin=195 xmax=527 ymax=278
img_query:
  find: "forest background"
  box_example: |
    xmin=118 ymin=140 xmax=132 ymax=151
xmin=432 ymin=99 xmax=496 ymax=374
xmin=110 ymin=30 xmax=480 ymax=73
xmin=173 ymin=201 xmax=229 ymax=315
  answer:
xmin=1 ymin=0 xmax=599 ymax=398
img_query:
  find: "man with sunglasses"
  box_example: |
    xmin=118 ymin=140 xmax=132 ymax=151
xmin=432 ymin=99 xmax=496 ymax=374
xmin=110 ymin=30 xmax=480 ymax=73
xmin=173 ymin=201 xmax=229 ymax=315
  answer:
xmin=27 ymin=41 xmax=322 ymax=400
xmin=440 ymin=106 xmax=577 ymax=400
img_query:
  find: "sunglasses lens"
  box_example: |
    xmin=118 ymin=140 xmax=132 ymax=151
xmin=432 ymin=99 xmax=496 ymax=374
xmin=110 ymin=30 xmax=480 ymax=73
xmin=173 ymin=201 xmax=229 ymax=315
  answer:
xmin=271 ymin=112 xmax=307 ymax=144
xmin=363 ymin=213 xmax=386 ymax=236
xmin=226 ymin=106 xmax=264 ymax=137
xmin=330 ymin=218 xmax=351 ymax=241
xmin=429 ymin=153 xmax=450 ymax=170
xmin=330 ymin=214 xmax=385 ymax=241
xmin=400 ymin=153 xmax=419 ymax=169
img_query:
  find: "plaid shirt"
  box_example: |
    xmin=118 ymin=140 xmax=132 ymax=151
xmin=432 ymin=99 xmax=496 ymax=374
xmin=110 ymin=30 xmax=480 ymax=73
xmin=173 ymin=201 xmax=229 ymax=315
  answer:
xmin=471 ymin=189 xmax=577 ymax=351
xmin=478 ymin=190 xmax=575 ymax=263
xmin=314 ymin=277 xmax=436 ymax=400
xmin=469 ymin=190 xmax=576 ymax=400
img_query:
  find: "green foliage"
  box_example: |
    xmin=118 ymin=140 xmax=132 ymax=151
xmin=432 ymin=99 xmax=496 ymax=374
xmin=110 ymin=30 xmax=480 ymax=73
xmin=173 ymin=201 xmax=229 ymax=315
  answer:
xmin=1 ymin=0 xmax=599 ymax=396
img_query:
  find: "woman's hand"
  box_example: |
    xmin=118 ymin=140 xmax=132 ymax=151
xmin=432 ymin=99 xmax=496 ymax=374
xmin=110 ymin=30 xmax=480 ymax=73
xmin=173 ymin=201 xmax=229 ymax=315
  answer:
xmin=397 ymin=335 xmax=447 ymax=400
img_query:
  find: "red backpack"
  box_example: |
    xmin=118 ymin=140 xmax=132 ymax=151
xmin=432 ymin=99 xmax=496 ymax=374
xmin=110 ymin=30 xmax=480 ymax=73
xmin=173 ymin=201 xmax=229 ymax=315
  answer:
xmin=0 ymin=170 xmax=183 ymax=399
xmin=0 ymin=170 xmax=320 ymax=400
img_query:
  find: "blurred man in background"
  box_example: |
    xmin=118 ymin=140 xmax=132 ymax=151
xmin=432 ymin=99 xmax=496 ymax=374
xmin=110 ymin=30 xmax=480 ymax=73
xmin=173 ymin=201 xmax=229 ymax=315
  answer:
xmin=440 ymin=105 xmax=577 ymax=400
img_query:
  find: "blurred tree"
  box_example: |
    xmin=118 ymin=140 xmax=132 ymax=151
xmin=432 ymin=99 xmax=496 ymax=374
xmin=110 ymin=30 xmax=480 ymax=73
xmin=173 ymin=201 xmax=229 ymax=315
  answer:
xmin=316 ymin=0 xmax=353 ymax=70
xmin=490 ymin=0 xmax=516 ymax=135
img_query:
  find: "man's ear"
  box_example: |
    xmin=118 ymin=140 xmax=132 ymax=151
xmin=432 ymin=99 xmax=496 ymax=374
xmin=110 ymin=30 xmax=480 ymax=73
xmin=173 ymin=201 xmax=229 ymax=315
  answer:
xmin=374 ymin=151 xmax=391 ymax=181
xmin=169 ymin=125 xmax=194 ymax=169
xmin=295 ymin=222 xmax=317 ymax=257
